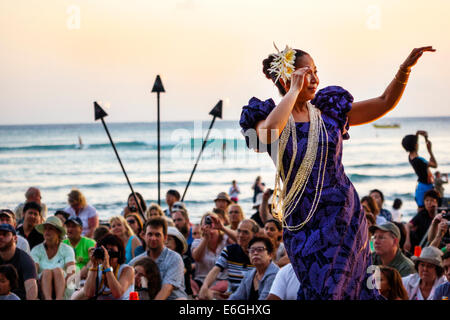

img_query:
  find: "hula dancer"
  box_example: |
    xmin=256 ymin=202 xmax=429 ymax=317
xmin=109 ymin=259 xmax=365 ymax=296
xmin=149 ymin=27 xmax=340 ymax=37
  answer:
xmin=240 ymin=44 xmax=435 ymax=299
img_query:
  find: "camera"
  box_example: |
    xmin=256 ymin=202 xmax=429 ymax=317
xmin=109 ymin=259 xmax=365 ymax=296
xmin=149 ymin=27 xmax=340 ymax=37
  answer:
xmin=93 ymin=247 xmax=105 ymax=260
xmin=129 ymin=206 xmax=137 ymax=212
xmin=205 ymin=216 xmax=212 ymax=225
xmin=442 ymin=211 xmax=450 ymax=220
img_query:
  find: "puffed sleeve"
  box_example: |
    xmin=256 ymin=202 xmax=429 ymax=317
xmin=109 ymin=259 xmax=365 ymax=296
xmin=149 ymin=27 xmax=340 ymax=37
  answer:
xmin=239 ymin=97 xmax=276 ymax=151
xmin=311 ymin=86 xmax=353 ymax=140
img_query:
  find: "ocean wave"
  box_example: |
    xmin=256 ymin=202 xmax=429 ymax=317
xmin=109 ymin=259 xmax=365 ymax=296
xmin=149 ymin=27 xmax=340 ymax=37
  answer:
xmin=349 ymin=173 xmax=415 ymax=181
xmin=346 ymin=162 xmax=408 ymax=169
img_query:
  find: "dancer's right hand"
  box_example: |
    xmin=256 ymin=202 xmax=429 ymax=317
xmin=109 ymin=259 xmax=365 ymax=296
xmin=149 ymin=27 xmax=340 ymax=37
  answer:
xmin=288 ymin=66 xmax=313 ymax=93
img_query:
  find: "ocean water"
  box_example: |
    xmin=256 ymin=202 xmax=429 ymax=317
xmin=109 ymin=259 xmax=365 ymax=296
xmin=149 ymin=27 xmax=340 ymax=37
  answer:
xmin=0 ymin=117 xmax=449 ymax=224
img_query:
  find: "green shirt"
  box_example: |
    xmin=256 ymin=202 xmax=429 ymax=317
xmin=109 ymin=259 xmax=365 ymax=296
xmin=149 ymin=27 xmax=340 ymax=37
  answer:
xmin=63 ymin=237 xmax=96 ymax=271
xmin=372 ymin=249 xmax=416 ymax=277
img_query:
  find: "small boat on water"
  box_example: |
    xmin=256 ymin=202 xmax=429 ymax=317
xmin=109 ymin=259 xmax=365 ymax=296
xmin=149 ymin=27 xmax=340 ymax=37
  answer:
xmin=373 ymin=123 xmax=400 ymax=129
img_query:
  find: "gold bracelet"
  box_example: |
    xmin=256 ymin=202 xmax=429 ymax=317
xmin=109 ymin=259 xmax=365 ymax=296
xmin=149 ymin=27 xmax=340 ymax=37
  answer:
xmin=89 ymin=268 xmax=98 ymax=272
xmin=399 ymin=66 xmax=411 ymax=75
xmin=394 ymin=75 xmax=408 ymax=85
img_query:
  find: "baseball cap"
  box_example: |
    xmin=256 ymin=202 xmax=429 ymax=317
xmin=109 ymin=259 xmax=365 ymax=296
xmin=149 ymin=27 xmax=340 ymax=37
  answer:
xmin=0 ymin=223 xmax=16 ymax=235
xmin=172 ymin=201 xmax=187 ymax=212
xmin=0 ymin=209 xmax=15 ymax=220
xmin=369 ymin=222 xmax=401 ymax=239
xmin=64 ymin=216 xmax=83 ymax=227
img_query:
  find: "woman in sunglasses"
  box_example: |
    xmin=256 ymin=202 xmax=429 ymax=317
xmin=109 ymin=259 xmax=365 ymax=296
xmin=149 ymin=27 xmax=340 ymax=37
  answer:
xmin=124 ymin=213 xmax=146 ymax=257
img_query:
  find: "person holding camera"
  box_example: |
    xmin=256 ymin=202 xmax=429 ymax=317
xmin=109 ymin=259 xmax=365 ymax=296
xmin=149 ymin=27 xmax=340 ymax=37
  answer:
xmin=191 ymin=213 xmax=228 ymax=290
xmin=84 ymin=234 xmax=135 ymax=300
xmin=429 ymin=212 xmax=450 ymax=251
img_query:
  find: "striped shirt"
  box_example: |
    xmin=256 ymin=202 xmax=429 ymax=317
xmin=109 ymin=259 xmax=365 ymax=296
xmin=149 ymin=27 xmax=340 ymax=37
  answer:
xmin=215 ymin=244 xmax=255 ymax=293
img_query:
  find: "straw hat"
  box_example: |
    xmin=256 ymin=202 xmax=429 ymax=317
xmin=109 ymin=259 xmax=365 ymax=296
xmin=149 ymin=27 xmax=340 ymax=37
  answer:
xmin=167 ymin=226 xmax=188 ymax=255
xmin=214 ymin=192 xmax=231 ymax=204
xmin=36 ymin=215 xmax=66 ymax=240
xmin=411 ymin=246 xmax=443 ymax=268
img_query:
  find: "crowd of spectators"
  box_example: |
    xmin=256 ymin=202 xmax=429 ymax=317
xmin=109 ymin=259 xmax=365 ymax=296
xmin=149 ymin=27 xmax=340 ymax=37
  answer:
xmin=1 ymin=180 xmax=449 ymax=300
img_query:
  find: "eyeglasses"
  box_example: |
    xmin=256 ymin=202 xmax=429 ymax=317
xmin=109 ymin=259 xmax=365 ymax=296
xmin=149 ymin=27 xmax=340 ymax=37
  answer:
xmin=229 ymin=210 xmax=240 ymax=214
xmin=248 ymin=247 xmax=266 ymax=254
xmin=126 ymin=219 xmax=136 ymax=225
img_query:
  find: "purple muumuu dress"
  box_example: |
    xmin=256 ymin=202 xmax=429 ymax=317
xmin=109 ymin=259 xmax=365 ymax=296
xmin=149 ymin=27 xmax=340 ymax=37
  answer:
xmin=240 ymin=86 xmax=381 ymax=299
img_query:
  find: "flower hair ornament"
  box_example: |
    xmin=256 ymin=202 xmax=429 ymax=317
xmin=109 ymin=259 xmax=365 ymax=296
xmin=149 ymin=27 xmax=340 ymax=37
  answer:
xmin=267 ymin=43 xmax=297 ymax=83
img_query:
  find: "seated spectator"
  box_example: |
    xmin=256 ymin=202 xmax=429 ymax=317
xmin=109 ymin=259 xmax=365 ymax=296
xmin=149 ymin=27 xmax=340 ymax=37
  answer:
xmin=165 ymin=226 xmax=193 ymax=297
xmin=251 ymin=190 xmax=273 ymax=228
xmin=147 ymin=202 xmax=174 ymax=226
xmin=209 ymin=212 xmax=238 ymax=244
xmin=0 ymin=264 xmax=21 ymax=300
xmin=62 ymin=217 xmax=96 ymax=278
xmin=370 ymin=189 xmax=393 ymax=221
xmin=267 ymin=263 xmax=300 ymax=300
xmin=93 ymin=225 xmax=111 ymax=243
xmin=404 ymin=189 xmax=440 ymax=253
xmin=428 ymin=212 xmax=450 ymax=250
xmin=122 ymin=192 xmax=147 ymax=222
xmin=54 ymin=210 xmax=70 ymax=225
xmin=134 ymin=257 xmax=162 ymax=300
xmin=391 ymin=198 xmax=404 ymax=223
xmin=228 ymin=204 xmax=245 ymax=231
xmin=434 ymin=171 xmax=448 ymax=203
xmin=31 ymin=216 xmax=76 ymax=300
xmin=124 ymin=213 xmax=146 ymax=257
xmin=63 ymin=189 xmax=99 ymax=238
xmin=191 ymin=213 xmax=228 ymax=289
xmin=14 ymin=187 xmax=48 ymax=224
xmin=83 ymin=234 xmax=135 ymax=300
xmin=212 ymin=208 xmax=231 ymax=230
xmin=264 ymin=219 xmax=289 ymax=267
xmin=109 ymin=216 xmax=141 ymax=264
xmin=16 ymin=202 xmax=44 ymax=250
xmin=0 ymin=224 xmax=38 ymax=300
xmin=171 ymin=205 xmax=194 ymax=246
xmin=229 ymin=236 xmax=279 ymax=300
xmin=432 ymin=251 xmax=450 ymax=300
xmin=369 ymin=222 xmax=415 ymax=277
xmin=129 ymin=217 xmax=187 ymax=300
xmin=198 ymin=219 xmax=259 ymax=300
xmin=402 ymin=246 xmax=446 ymax=300
xmin=213 ymin=192 xmax=232 ymax=225
xmin=1 ymin=209 xmax=30 ymax=254
xmin=192 ymin=224 xmax=201 ymax=240
xmin=164 ymin=189 xmax=181 ymax=218
xmin=361 ymin=196 xmax=386 ymax=226
xmin=378 ymin=266 xmax=409 ymax=300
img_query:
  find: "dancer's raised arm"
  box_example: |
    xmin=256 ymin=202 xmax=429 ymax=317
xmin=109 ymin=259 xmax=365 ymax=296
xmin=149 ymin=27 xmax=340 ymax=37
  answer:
xmin=348 ymin=46 xmax=436 ymax=126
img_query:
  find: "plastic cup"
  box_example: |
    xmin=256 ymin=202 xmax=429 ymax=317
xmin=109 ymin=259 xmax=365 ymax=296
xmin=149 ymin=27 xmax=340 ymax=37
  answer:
xmin=129 ymin=292 xmax=139 ymax=300
xmin=414 ymin=246 xmax=422 ymax=257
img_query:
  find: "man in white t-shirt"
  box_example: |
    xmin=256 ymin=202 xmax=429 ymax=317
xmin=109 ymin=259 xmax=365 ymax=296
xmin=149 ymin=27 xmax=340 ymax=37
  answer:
xmin=266 ymin=263 xmax=301 ymax=300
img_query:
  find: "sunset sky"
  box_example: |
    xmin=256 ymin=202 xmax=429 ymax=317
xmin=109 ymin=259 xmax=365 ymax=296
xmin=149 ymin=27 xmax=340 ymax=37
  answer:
xmin=1 ymin=0 xmax=449 ymax=124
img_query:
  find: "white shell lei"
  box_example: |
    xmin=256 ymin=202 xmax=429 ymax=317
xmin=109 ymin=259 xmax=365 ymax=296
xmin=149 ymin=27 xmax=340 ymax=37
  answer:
xmin=272 ymin=101 xmax=329 ymax=231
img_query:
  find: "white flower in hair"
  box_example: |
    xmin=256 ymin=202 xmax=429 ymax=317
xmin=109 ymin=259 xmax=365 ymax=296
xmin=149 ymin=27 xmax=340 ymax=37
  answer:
xmin=267 ymin=43 xmax=297 ymax=83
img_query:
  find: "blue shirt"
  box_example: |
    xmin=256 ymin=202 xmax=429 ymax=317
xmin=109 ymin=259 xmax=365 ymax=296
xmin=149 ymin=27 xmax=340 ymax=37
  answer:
xmin=433 ymin=282 xmax=450 ymax=300
xmin=229 ymin=261 xmax=279 ymax=300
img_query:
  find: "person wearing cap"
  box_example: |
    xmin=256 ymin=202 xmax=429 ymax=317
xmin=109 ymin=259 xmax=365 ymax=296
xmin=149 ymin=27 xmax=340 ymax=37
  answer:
xmin=16 ymin=202 xmax=44 ymax=250
xmin=0 ymin=223 xmax=38 ymax=300
xmin=63 ymin=189 xmax=99 ymax=239
xmin=129 ymin=217 xmax=187 ymax=300
xmin=214 ymin=192 xmax=232 ymax=224
xmin=165 ymin=226 xmax=193 ymax=296
xmin=432 ymin=251 xmax=450 ymax=300
xmin=0 ymin=209 xmax=30 ymax=254
xmin=402 ymin=246 xmax=446 ymax=300
xmin=30 ymin=216 xmax=76 ymax=300
xmin=370 ymin=222 xmax=415 ymax=277
xmin=54 ymin=210 xmax=70 ymax=224
xmin=63 ymin=217 xmax=96 ymax=276
xmin=14 ymin=187 xmax=48 ymax=224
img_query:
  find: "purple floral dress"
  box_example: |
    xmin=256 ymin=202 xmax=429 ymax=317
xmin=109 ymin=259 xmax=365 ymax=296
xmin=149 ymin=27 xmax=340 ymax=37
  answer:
xmin=240 ymin=86 xmax=382 ymax=300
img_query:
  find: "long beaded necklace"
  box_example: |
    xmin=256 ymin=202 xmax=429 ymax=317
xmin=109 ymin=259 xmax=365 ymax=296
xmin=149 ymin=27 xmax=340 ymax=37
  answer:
xmin=272 ymin=101 xmax=329 ymax=231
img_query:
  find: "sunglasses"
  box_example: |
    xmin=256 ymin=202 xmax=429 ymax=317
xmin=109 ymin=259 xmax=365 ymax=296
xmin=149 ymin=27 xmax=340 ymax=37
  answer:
xmin=229 ymin=210 xmax=240 ymax=214
xmin=126 ymin=219 xmax=136 ymax=225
